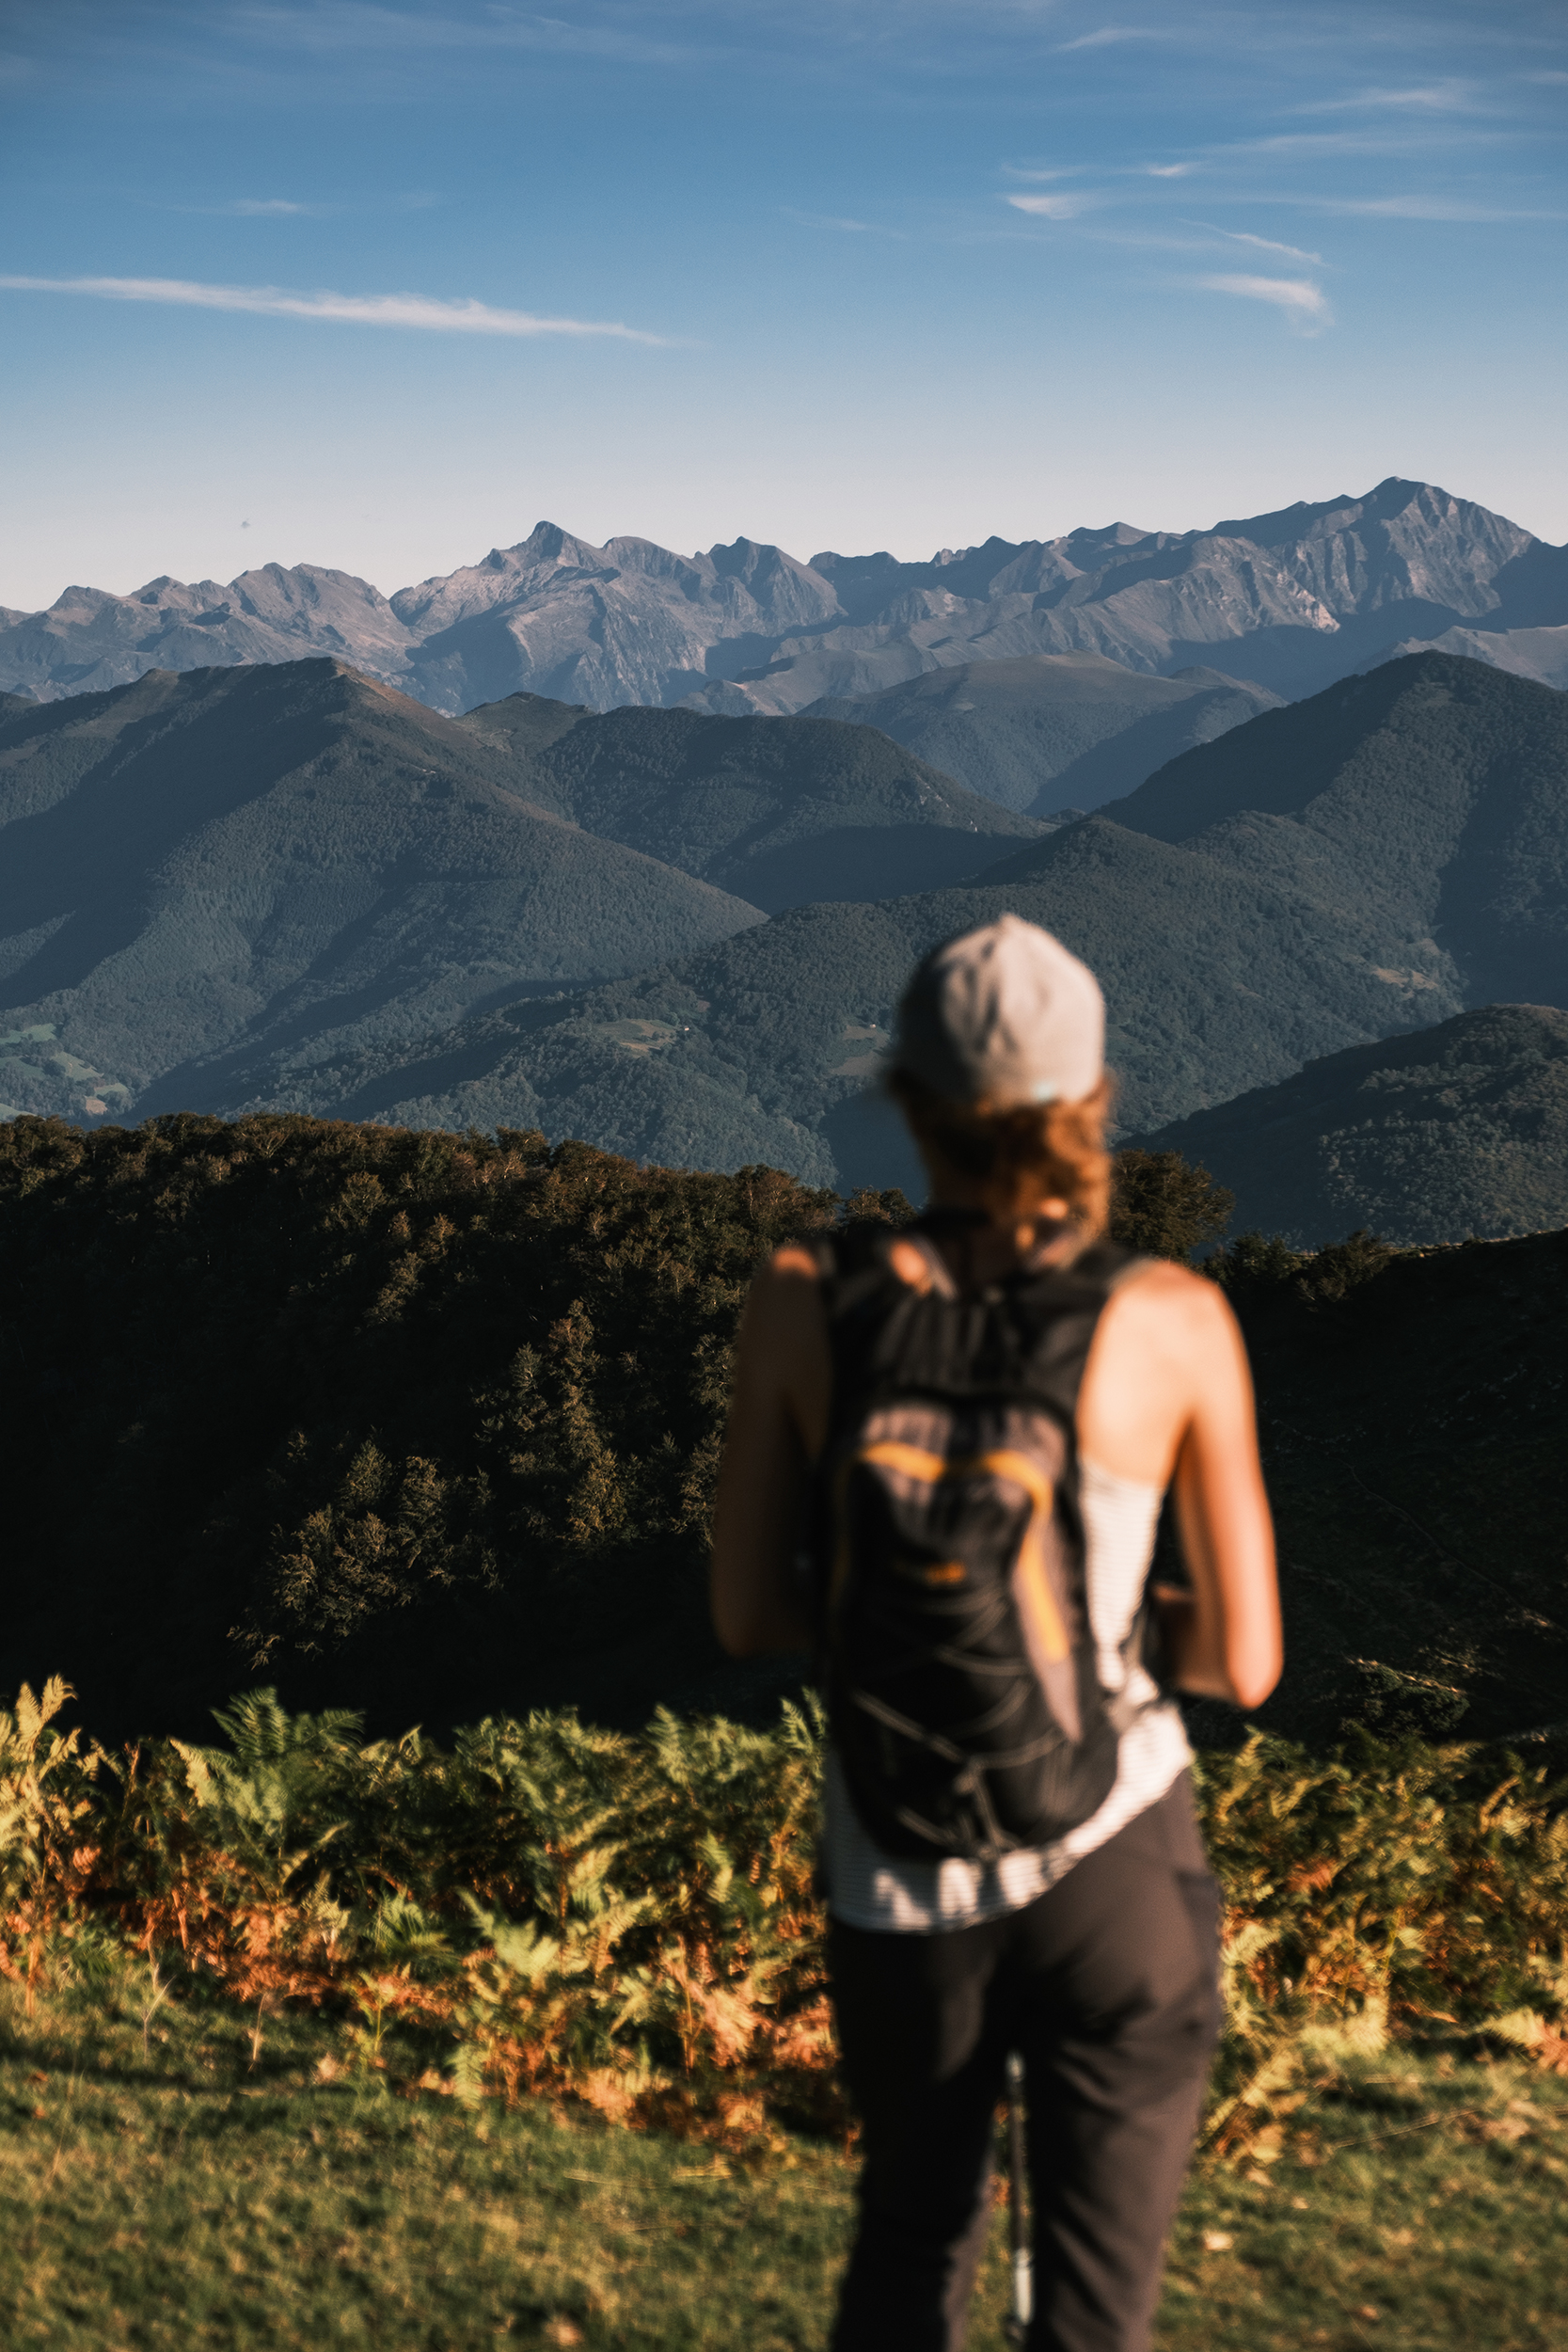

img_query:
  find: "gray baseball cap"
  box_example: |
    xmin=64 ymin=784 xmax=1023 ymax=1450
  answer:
xmin=894 ymin=914 xmax=1104 ymax=1106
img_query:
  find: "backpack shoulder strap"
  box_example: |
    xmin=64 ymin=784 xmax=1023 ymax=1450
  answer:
xmin=968 ymin=1236 xmax=1148 ymax=1425
xmin=816 ymin=1226 xmax=1151 ymax=1426
xmin=814 ymin=1224 xmax=895 ymax=1318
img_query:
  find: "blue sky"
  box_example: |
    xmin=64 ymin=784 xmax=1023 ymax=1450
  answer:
xmin=2 ymin=0 xmax=1564 ymax=609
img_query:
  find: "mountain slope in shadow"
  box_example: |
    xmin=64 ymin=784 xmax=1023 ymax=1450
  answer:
xmin=453 ymin=693 xmax=1046 ymax=911
xmin=0 ymin=661 xmax=765 ymax=1123
xmin=804 ymin=653 xmax=1282 ymax=814
xmin=1100 ymin=649 xmax=1568 ymax=1007
xmin=1133 ymin=1003 xmax=1568 ymax=1247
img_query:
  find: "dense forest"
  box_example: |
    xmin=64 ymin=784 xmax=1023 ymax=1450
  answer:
xmin=2 ymin=1110 xmax=1564 ymax=1751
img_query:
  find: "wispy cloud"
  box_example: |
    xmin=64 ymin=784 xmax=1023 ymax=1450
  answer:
xmin=1296 ymin=80 xmax=1477 ymax=116
xmin=1188 ymin=223 xmax=1324 ymax=264
xmin=1057 ymin=25 xmax=1163 ymax=52
xmin=782 ymin=208 xmax=905 ymax=236
xmin=1086 ymin=230 xmax=1241 ymax=256
xmin=1006 ymin=192 xmax=1092 ymax=220
xmin=0 ymin=275 xmax=667 ymax=342
xmin=1196 ymin=273 xmax=1332 ymax=329
xmin=1223 ymin=127 xmax=1507 ymax=160
xmin=157 ymin=190 xmax=444 ymax=220
xmin=231 ymin=1 xmax=716 ymax=70
xmin=1145 ymin=164 xmax=1193 ymax=178
xmin=1307 ymin=196 xmax=1565 ymax=221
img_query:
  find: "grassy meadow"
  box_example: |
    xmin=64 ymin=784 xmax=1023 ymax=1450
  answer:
xmin=4 ymin=1679 xmax=1568 ymax=2348
xmin=3 ymin=1983 xmax=1567 ymax=2351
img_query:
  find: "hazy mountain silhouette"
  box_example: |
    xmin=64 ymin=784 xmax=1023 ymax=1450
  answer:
xmin=1133 ymin=1005 xmax=1568 ymax=1247
xmin=803 ymin=654 xmax=1282 ymax=814
xmin=454 ymin=692 xmax=1046 ymax=909
xmin=1373 ymin=621 xmax=1568 ymax=691
xmin=0 ymin=565 xmax=420 ymax=703
xmin=4 ymin=479 xmax=1563 ymax=713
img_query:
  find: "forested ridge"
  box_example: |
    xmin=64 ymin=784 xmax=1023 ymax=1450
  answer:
xmin=3 ymin=1110 xmax=1564 ymax=1751
xmin=2 ymin=1114 xmax=841 ymax=1741
xmin=1134 ymin=1004 xmax=1568 ymax=1246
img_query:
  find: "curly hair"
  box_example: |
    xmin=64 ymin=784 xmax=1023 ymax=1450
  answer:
xmin=887 ymin=1068 xmax=1115 ymax=1237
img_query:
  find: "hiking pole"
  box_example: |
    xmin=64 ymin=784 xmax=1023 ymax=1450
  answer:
xmin=1004 ymin=2048 xmax=1032 ymax=2347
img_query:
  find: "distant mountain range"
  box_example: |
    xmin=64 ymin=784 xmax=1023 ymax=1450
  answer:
xmin=183 ymin=653 xmax=1567 ymax=1218
xmin=0 ymin=663 xmax=1035 ymax=1123
xmin=5 ymin=482 xmax=1564 ymax=738
xmin=1133 ymin=1004 xmax=1568 ymax=1247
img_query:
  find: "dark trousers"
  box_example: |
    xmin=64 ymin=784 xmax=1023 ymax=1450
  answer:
xmin=828 ymin=1774 xmax=1222 ymax=2352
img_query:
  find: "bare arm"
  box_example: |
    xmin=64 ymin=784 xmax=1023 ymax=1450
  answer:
xmin=710 ymin=1246 xmax=830 ymax=1658
xmin=1163 ymin=1303 xmax=1281 ymax=1710
xmin=1078 ymin=1264 xmax=1282 ymax=1710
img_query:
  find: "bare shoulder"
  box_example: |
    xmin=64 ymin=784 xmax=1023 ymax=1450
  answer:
xmin=767 ymin=1241 xmax=822 ymax=1285
xmin=736 ymin=1241 xmax=827 ymax=1359
xmin=1108 ymin=1257 xmax=1239 ymax=1351
xmin=1090 ymin=1257 xmax=1244 ymax=1401
xmin=744 ymin=1241 xmax=824 ymax=1324
xmin=1081 ymin=1257 xmax=1249 ymax=1479
xmin=736 ymin=1242 xmax=831 ymax=1455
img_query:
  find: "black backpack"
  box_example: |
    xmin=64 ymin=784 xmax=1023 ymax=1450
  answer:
xmin=809 ymin=1216 xmax=1151 ymax=1864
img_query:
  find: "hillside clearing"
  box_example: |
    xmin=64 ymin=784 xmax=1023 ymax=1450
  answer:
xmin=3 ymin=1991 xmax=1565 ymax=2350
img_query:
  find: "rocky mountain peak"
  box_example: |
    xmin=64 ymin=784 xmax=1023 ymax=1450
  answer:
xmin=3 ymin=481 xmax=1562 ymax=713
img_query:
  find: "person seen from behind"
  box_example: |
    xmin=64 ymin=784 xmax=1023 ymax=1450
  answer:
xmin=712 ymin=914 xmax=1282 ymax=2352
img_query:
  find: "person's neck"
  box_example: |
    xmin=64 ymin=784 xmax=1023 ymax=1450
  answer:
xmin=922 ymin=1180 xmax=1074 ymax=1266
